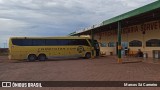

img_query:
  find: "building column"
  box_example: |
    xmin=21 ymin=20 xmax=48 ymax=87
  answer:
xmin=118 ymin=21 xmax=122 ymax=63
xmin=91 ymin=29 xmax=94 ymax=57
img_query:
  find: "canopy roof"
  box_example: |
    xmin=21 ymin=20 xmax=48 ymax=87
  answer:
xmin=70 ymin=1 xmax=160 ymax=36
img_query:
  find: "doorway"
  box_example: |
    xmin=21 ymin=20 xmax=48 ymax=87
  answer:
xmin=121 ymin=42 xmax=128 ymax=56
xmin=116 ymin=42 xmax=128 ymax=55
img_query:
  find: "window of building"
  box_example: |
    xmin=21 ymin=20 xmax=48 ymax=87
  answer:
xmin=146 ymin=39 xmax=160 ymax=47
xmin=129 ymin=40 xmax=142 ymax=47
xmin=108 ymin=42 xmax=115 ymax=47
xmin=100 ymin=42 xmax=107 ymax=47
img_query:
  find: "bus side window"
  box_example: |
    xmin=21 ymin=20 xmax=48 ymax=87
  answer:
xmin=23 ymin=39 xmax=32 ymax=46
xmin=57 ymin=39 xmax=69 ymax=45
xmin=68 ymin=40 xmax=77 ymax=45
xmin=46 ymin=39 xmax=58 ymax=46
xmin=12 ymin=39 xmax=23 ymax=46
xmin=78 ymin=39 xmax=89 ymax=46
xmin=32 ymin=39 xmax=45 ymax=46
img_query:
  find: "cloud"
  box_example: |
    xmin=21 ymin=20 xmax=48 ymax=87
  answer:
xmin=0 ymin=18 xmax=29 ymax=31
xmin=0 ymin=0 xmax=157 ymax=47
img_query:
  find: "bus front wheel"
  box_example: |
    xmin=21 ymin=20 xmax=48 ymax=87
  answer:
xmin=28 ymin=54 xmax=37 ymax=61
xmin=85 ymin=52 xmax=91 ymax=59
xmin=38 ymin=54 xmax=47 ymax=61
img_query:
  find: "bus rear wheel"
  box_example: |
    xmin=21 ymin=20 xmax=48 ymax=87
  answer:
xmin=85 ymin=52 xmax=91 ymax=59
xmin=38 ymin=54 xmax=47 ymax=61
xmin=28 ymin=54 xmax=37 ymax=61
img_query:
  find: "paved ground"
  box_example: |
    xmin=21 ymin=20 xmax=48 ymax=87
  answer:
xmin=0 ymin=56 xmax=160 ymax=90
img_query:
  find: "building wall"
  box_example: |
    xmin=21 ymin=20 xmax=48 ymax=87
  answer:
xmin=94 ymin=20 xmax=160 ymax=57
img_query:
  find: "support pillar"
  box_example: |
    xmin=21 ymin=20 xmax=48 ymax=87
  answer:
xmin=118 ymin=21 xmax=122 ymax=63
xmin=91 ymin=29 xmax=94 ymax=58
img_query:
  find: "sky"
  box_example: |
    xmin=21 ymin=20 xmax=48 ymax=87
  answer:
xmin=0 ymin=0 xmax=157 ymax=48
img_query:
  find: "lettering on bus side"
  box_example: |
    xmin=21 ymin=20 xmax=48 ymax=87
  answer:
xmin=38 ymin=48 xmax=76 ymax=51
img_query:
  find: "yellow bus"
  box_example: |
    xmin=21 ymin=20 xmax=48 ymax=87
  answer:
xmin=9 ymin=36 xmax=100 ymax=61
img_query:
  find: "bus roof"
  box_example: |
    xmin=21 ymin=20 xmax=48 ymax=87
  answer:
xmin=9 ymin=36 xmax=91 ymax=39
